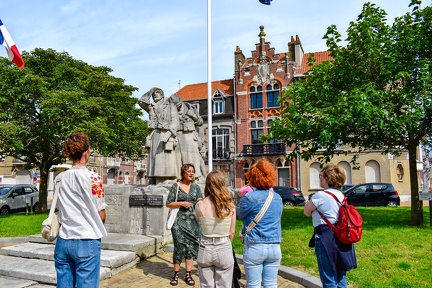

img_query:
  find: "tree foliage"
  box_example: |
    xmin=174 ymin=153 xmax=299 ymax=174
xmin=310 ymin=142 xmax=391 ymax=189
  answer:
xmin=0 ymin=48 xmax=148 ymax=212
xmin=266 ymin=1 xmax=432 ymax=225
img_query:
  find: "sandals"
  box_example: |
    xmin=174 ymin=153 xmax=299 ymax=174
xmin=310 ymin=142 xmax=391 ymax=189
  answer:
xmin=170 ymin=271 xmax=179 ymax=286
xmin=184 ymin=271 xmax=195 ymax=286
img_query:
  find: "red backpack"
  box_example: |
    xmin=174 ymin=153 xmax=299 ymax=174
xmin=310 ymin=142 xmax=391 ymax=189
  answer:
xmin=318 ymin=191 xmax=363 ymax=244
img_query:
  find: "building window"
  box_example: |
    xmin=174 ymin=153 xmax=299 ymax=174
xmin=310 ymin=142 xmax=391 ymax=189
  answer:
xmin=277 ymin=160 xmax=290 ymax=187
xmin=250 ymin=86 xmax=263 ymax=109
xmin=191 ymin=103 xmax=199 ymax=112
xmin=213 ymin=99 xmax=224 ymax=114
xmin=251 ymin=120 xmax=264 ymax=144
xmin=267 ymin=119 xmax=282 ymax=144
xmin=213 ymin=128 xmax=230 ymax=159
xmin=266 ymin=84 xmax=280 ymax=107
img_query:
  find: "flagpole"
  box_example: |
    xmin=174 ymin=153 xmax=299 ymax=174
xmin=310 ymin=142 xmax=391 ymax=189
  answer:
xmin=207 ymin=0 xmax=213 ymax=172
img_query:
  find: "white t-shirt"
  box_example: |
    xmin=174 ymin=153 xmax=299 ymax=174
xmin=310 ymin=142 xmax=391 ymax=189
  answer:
xmin=311 ymin=188 xmax=344 ymax=227
xmin=56 ymin=166 xmax=108 ymax=239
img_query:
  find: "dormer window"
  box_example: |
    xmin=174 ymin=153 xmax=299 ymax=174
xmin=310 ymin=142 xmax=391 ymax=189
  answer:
xmin=212 ymin=89 xmax=225 ymax=114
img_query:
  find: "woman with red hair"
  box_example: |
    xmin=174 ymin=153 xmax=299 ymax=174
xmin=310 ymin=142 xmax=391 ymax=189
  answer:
xmin=236 ymin=159 xmax=283 ymax=288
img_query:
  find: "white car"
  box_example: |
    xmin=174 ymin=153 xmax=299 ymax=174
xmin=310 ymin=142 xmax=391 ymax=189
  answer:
xmin=0 ymin=184 xmax=39 ymax=215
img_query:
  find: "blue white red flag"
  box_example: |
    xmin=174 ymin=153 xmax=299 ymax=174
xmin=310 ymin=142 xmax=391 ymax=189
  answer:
xmin=0 ymin=19 xmax=24 ymax=69
xmin=259 ymin=0 xmax=272 ymax=5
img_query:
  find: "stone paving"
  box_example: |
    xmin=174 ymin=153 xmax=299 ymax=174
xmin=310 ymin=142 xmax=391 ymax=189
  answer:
xmin=100 ymin=251 xmax=306 ymax=288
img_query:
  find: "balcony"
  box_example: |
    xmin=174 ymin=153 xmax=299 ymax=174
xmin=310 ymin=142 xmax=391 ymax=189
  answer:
xmin=136 ymin=162 xmax=147 ymax=172
xmin=242 ymin=143 xmax=286 ymax=156
xmin=106 ymin=157 xmax=121 ymax=168
xmin=212 ymin=148 xmax=232 ymax=161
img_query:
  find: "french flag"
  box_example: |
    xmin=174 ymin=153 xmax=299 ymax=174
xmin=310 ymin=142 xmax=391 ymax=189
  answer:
xmin=0 ymin=19 xmax=24 ymax=69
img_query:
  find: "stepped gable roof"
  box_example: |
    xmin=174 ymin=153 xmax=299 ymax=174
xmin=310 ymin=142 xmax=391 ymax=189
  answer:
xmin=175 ymin=79 xmax=234 ymax=101
xmin=296 ymin=50 xmax=332 ymax=74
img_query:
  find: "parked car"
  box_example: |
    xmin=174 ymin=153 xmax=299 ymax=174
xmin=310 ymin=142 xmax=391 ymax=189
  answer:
xmin=273 ymin=186 xmax=306 ymax=206
xmin=0 ymin=184 xmax=39 ymax=215
xmin=343 ymin=183 xmax=400 ymax=206
xmin=341 ymin=184 xmax=355 ymax=192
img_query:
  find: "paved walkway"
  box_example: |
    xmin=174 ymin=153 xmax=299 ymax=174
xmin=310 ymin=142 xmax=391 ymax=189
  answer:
xmin=99 ymin=250 xmax=306 ymax=288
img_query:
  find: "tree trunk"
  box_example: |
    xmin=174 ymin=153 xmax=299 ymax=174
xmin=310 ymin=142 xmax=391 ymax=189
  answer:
xmin=408 ymin=145 xmax=423 ymax=226
xmin=38 ymin=165 xmax=49 ymax=214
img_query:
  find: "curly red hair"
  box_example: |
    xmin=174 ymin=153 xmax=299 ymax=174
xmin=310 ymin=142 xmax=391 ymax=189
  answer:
xmin=245 ymin=159 xmax=276 ymax=190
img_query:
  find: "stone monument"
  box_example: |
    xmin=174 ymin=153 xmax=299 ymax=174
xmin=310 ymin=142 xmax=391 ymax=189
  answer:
xmin=138 ymin=87 xmax=207 ymax=184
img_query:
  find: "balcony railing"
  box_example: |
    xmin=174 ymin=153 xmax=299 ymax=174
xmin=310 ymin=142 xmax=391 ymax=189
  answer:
xmin=242 ymin=143 xmax=286 ymax=156
xmin=209 ymin=149 xmax=231 ymax=161
xmin=136 ymin=162 xmax=147 ymax=172
xmin=107 ymin=158 xmax=121 ymax=167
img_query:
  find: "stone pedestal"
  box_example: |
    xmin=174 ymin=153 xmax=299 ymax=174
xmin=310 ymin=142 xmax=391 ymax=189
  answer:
xmin=104 ymin=184 xmax=173 ymax=244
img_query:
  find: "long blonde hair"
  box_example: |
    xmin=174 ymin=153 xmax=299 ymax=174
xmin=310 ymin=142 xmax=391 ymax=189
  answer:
xmin=204 ymin=171 xmax=234 ymax=218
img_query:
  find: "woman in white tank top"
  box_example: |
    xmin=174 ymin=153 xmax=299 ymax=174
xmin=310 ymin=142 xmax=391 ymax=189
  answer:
xmin=195 ymin=171 xmax=236 ymax=288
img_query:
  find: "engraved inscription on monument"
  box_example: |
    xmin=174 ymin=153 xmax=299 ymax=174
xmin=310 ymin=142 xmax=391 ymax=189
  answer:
xmin=129 ymin=195 xmax=164 ymax=207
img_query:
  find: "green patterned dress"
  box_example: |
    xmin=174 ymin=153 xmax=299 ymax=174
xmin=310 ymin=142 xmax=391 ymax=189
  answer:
xmin=167 ymin=182 xmax=203 ymax=263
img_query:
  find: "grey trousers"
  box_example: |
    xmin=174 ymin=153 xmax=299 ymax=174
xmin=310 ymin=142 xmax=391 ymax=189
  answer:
xmin=197 ymin=236 xmax=234 ymax=288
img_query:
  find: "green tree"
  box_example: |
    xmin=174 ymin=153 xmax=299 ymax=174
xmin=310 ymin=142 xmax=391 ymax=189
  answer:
xmin=267 ymin=1 xmax=432 ymax=226
xmin=0 ymin=48 xmax=148 ymax=213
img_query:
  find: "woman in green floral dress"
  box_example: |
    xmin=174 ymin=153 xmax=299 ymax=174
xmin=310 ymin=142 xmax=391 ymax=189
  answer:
xmin=166 ymin=163 xmax=203 ymax=286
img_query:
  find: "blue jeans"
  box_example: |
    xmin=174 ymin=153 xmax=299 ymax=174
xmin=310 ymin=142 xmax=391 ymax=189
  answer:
xmin=315 ymin=234 xmax=347 ymax=288
xmin=243 ymin=242 xmax=281 ymax=288
xmin=54 ymin=237 xmax=102 ymax=288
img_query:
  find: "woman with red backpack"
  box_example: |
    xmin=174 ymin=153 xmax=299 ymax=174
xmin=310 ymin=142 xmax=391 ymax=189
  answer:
xmin=304 ymin=163 xmax=357 ymax=288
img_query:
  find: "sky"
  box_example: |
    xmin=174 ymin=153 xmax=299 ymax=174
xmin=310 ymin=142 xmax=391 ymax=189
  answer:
xmin=0 ymin=0 xmax=425 ymax=105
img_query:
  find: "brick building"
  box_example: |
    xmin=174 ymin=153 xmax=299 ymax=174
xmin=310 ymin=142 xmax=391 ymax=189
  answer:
xmin=174 ymin=25 xmax=415 ymax=197
xmin=176 ymin=26 xmax=319 ymax=189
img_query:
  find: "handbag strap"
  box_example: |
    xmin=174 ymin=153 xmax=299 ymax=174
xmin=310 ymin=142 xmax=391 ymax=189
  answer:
xmin=48 ymin=176 xmax=62 ymax=221
xmin=317 ymin=190 xmax=342 ymax=229
xmin=242 ymin=190 xmax=274 ymax=236
xmin=175 ymin=183 xmax=179 ymax=202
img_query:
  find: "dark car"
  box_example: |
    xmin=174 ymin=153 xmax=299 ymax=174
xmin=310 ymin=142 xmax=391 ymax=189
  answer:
xmin=343 ymin=183 xmax=400 ymax=207
xmin=273 ymin=186 xmax=306 ymax=206
xmin=0 ymin=184 xmax=39 ymax=215
xmin=341 ymin=184 xmax=355 ymax=192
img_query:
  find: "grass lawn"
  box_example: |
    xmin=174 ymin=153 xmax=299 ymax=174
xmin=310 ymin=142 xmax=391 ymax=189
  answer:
xmin=1 ymin=207 xmax=431 ymax=287
xmin=232 ymin=206 xmax=432 ymax=288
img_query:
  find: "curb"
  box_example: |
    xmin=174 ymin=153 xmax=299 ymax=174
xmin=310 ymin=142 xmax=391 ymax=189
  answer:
xmin=0 ymin=237 xmax=29 ymax=243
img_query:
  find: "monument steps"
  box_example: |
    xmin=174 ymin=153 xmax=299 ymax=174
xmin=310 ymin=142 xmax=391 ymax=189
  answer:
xmin=0 ymin=233 xmax=163 ymax=287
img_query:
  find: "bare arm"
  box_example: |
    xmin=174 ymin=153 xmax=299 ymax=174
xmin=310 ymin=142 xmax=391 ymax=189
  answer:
xmin=99 ymin=209 xmax=106 ymax=224
xmin=303 ymin=200 xmax=316 ymax=217
xmin=166 ymin=201 xmax=192 ymax=209
xmin=229 ymin=206 xmax=236 ymax=241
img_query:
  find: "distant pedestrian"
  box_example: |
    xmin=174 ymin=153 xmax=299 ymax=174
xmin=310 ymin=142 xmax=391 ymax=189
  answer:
xmin=54 ymin=132 xmax=107 ymax=288
xmin=304 ymin=163 xmax=357 ymax=287
xmin=236 ymin=159 xmax=283 ymax=288
xmin=195 ymin=170 xmax=236 ymax=287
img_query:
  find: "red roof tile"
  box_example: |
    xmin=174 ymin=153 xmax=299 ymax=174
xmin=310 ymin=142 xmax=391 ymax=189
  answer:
xmin=175 ymin=79 xmax=234 ymax=101
xmin=296 ymin=51 xmax=332 ymax=74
